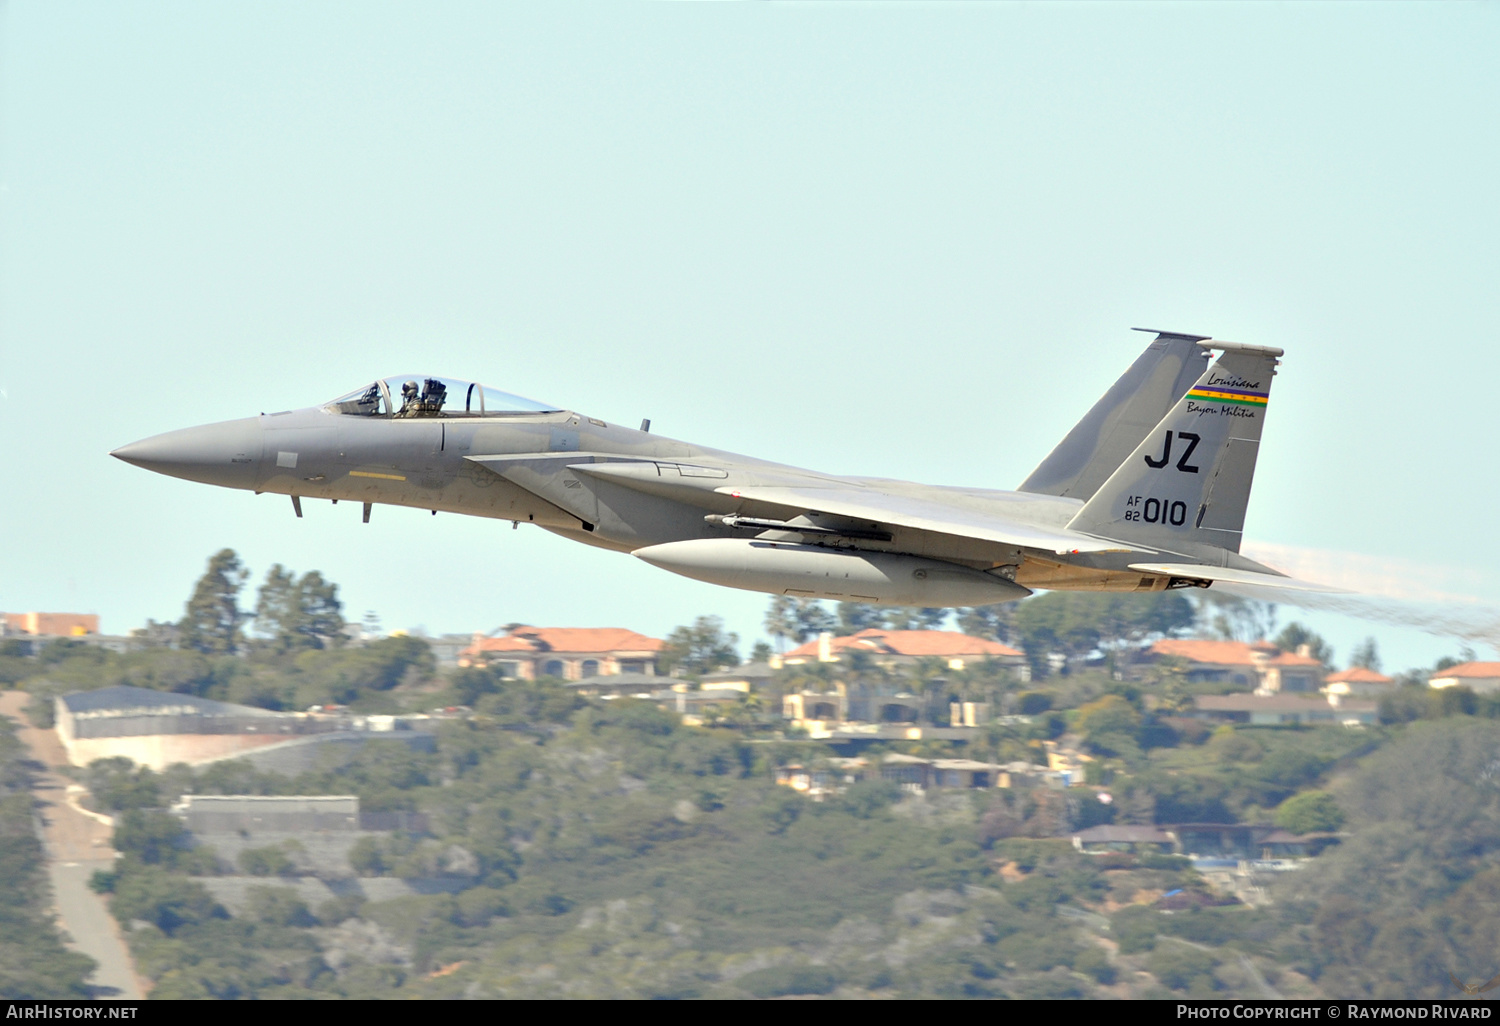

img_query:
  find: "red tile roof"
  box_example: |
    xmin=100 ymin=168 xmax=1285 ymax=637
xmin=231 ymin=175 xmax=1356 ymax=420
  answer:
xmin=1270 ymin=651 xmax=1323 ymax=667
xmin=463 ymin=627 xmax=664 ymax=656
xmin=783 ymin=629 xmax=1021 ymax=661
xmin=1430 ymin=662 xmax=1500 ymax=679
xmin=1324 ymin=666 xmax=1393 ymax=684
xmin=465 ymin=636 xmax=537 ymax=654
xmin=511 ymin=627 xmax=664 ymax=653
xmin=1149 ymin=639 xmax=1271 ymax=666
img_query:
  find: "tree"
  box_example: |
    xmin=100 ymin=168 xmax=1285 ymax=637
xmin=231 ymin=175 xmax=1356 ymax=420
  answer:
xmin=1273 ymin=622 xmax=1335 ymax=668
xmin=1350 ymin=637 xmax=1382 ymax=672
xmin=883 ymin=607 xmax=950 ymax=631
xmin=763 ymin=596 xmax=799 ymax=653
xmin=177 ymin=549 xmax=247 ymax=654
xmin=835 ymin=602 xmax=884 ymax=636
xmin=794 ymin=599 xmax=837 ymax=639
xmin=1076 ymin=695 xmax=1143 ymax=758
xmin=763 ymin=597 xmax=836 ymax=649
xmin=1274 ymin=790 xmax=1344 ymax=834
xmin=1013 ymin=591 xmax=1194 ymax=671
xmin=254 ymin=564 xmax=345 ymax=650
xmin=955 ymin=605 xmax=1015 ymax=643
xmin=1196 ymin=593 xmax=1277 ymax=642
xmin=660 ymin=616 xmax=739 ymax=675
xmin=83 ymin=758 xmax=161 ymax=811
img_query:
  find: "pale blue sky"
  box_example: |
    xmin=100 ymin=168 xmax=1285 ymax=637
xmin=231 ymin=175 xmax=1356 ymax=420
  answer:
xmin=3 ymin=3 xmax=1497 ymax=672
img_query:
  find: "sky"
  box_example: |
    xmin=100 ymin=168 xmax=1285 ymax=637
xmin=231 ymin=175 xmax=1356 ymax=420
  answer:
xmin=3 ymin=2 xmax=1498 ymax=673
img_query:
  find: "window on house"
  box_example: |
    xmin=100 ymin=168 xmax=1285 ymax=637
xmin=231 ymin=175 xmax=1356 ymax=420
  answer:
xmin=542 ymin=660 xmax=565 ymax=679
xmin=581 ymin=660 xmax=600 ymax=678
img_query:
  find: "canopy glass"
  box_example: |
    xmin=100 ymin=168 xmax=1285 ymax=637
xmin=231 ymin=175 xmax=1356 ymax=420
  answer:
xmin=324 ymin=376 xmax=561 ymax=417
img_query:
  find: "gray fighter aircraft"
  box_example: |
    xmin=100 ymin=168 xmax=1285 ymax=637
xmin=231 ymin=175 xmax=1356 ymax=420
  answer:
xmin=111 ymin=329 xmax=1338 ymax=606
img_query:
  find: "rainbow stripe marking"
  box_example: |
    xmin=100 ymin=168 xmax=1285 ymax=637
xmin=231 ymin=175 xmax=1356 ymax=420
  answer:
xmin=1186 ymin=385 xmax=1269 ymax=407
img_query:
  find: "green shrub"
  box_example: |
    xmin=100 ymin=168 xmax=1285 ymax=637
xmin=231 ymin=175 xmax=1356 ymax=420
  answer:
xmin=109 ymin=865 xmax=222 ymax=934
xmin=1017 ymin=692 xmax=1053 ymax=716
xmin=244 ymin=886 xmax=316 ymax=927
xmin=1111 ymin=905 xmax=1159 ymax=954
xmin=238 ymin=845 xmax=295 ymax=877
xmin=113 ymin=810 xmax=189 ymax=867
xmin=1147 ymin=944 xmax=1217 ymax=991
xmin=1073 ymin=945 xmax=1117 ymax=984
xmin=1139 ymin=853 xmax=1191 ymax=871
xmin=738 ymin=965 xmax=839 ymax=998
xmin=348 ymin=836 xmax=387 ymax=876
xmin=998 ymin=930 xmax=1080 ymax=972
xmin=316 ymin=894 xmax=365 ymax=926
xmin=1274 ymin=790 xmax=1344 ymax=834
xmin=453 ymin=886 xmax=511 ymax=927
xmin=840 ymin=779 xmax=902 ymax=819
xmin=24 ymin=693 xmax=54 ymax=729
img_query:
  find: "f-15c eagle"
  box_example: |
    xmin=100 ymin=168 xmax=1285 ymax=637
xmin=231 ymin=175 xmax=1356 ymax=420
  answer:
xmin=112 ymin=328 xmax=1337 ymax=606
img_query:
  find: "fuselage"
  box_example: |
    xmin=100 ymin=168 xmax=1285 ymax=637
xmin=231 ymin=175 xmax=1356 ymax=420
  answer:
xmin=113 ymin=403 xmax=1171 ymax=600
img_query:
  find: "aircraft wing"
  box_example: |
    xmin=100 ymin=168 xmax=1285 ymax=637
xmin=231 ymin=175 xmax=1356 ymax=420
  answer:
xmin=717 ymin=485 xmax=1142 ymax=556
xmin=1127 ymin=563 xmax=1349 ymax=593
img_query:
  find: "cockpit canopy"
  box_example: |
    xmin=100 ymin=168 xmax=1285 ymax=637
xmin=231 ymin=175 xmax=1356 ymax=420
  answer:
xmin=325 ymin=376 xmax=562 ymax=418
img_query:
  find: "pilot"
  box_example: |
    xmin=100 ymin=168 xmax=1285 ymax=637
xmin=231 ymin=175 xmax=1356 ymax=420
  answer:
xmin=400 ymin=380 xmax=420 ymax=413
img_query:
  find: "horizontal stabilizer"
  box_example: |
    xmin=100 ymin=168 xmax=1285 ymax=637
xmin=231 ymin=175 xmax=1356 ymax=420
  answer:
xmin=720 ymin=485 xmax=1145 ymax=556
xmin=1127 ymin=563 xmax=1349 ymax=594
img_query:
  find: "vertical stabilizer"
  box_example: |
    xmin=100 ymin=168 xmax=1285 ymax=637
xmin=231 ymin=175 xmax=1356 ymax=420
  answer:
xmin=1065 ymin=341 xmax=1283 ymax=554
xmin=1019 ymin=329 xmax=1211 ymax=500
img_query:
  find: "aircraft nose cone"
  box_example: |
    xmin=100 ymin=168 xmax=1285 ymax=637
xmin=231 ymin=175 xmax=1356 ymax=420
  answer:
xmin=112 ymin=417 xmax=262 ymax=489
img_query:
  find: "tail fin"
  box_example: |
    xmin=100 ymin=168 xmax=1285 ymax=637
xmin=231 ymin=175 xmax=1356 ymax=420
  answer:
xmin=1019 ymin=329 xmax=1211 ymax=500
xmin=1066 ymin=341 xmax=1283 ymax=554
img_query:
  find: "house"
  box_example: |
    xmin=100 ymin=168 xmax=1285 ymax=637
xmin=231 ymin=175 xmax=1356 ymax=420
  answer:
xmin=0 ymin=612 xmax=145 ymax=656
xmin=1145 ymin=639 xmax=1325 ymax=694
xmin=1072 ymin=825 xmax=1175 ymax=854
xmin=2 ymin=612 xmax=99 ymax=637
xmin=783 ymin=685 xmax=929 ymax=729
xmin=652 ymin=688 xmax=745 ymax=725
xmin=776 ymin=758 xmax=869 ymax=798
xmin=699 ymin=662 xmax=777 ymax=694
xmin=878 ymin=753 xmax=1006 ymax=791
xmin=1261 ymin=650 xmax=1325 ymax=695
xmin=780 ymin=629 xmax=1024 ymax=672
xmin=1428 ymin=662 xmax=1500 ymax=694
xmin=1042 ymin=739 xmax=1094 ymax=784
xmin=458 ymin=626 xmax=664 ymax=680
xmin=172 ymin=795 xmax=362 ymax=833
xmin=1190 ymin=693 xmax=1378 ymax=726
xmin=55 ymin=686 xmax=437 ymax=772
xmin=1323 ymin=666 xmax=1395 ymax=699
xmin=949 ymin=701 xmax=991 ymax=727
xmin=1073 ymin=823 xmax=1332 ymax=859
xmin=564 ymin=672 xmax=681 ymax=698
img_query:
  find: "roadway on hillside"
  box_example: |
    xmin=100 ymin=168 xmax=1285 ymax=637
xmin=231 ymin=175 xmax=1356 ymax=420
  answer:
xmin=0 ymin=691 xmax=145 ymax=999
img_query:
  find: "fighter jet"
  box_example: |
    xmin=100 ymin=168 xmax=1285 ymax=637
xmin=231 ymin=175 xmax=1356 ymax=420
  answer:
xmin=111 ymin=329 xmax=1338 ymax=607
